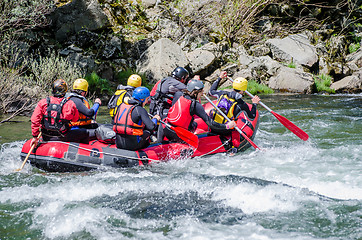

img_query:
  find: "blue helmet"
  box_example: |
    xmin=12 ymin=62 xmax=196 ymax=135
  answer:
xmin=132 ymin=87 xmax=150 ymax=102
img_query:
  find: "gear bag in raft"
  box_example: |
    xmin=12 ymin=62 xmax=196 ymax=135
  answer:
xmin=95 ymin=124 xmax=116 ymax=144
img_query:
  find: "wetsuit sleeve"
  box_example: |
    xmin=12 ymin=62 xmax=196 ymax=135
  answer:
xmin=91 ymin=103 xmax=100 ymax=114
xmin=194 ymin=102 xmax=227 ymax=131
xmin=133 ymin=106 xmax=157 ymax=131
xmin=234 ymin=100 xmax=257 ymax=119
xmin=30 ymin=99 xmax=45 ymax=137
xmin=208 ymin=78 xmax=228 ymax=99
xmin=71 ymin=97 xmax=96 ymax=117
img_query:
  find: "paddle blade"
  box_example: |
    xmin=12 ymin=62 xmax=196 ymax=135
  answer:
xmin=271 ymin=111 xmax=309 ymax=141
xmin=171 ymin=126 xmax=199 ymax=148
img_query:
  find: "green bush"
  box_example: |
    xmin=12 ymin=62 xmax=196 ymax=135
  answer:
xmin=314 ymin=74 xmax=335 ymax=94
xmin=29 ymin=52 xmax=84 ymax=94
xmin=247 ymin=80 xmax=274 ymax=95
xmin=349 ymin=42 xmax=360 ymax=53
xmin=85 ymin=72 xmax=112 ymax=96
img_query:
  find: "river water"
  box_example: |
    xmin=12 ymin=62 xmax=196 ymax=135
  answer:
xmin=0 ymin=94 xmax=361 ymax=240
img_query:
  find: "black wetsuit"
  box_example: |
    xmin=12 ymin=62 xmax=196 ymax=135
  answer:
xmin=208 ymin=78 xmax=257 ymax=119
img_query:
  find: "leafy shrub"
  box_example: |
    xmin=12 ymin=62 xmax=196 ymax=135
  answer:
xmin=314 ymin=74 xmax=335 ymax=94
xmin=349 ymin=42 xmax=360 ymax=53
xmin=29 ymin=52 xmax=84 ymax=94
xmin=85 ymin=72 xmax=112 ymax=96
xmin=247 ymin=80 xmax=274 ymax=95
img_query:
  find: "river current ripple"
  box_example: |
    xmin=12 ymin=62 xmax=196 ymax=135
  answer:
xmin=0 ymin=94 xmax=361 ymax=240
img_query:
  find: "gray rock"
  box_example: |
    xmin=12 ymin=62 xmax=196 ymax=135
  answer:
xmin=136 ymin=38 xmax=189 ymax=83
xmin=50 ymin=0 xmax=110 ymax=42
xmin=331 ymin=70 xmax=362 ymax=93
xmin=187 ymin=49 xmax=216 ymax=74
xmin=346 ymin=49 xmax=362 ymax=71
xmin=266 ymin=33 xmax=318 ymax=68
xmin=268 ymin=66 xmax=314 ymax=93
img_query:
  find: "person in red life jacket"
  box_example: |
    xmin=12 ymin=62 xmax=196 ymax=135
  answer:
xmin=208 ymin=71 xmax=260 ymax=126
xmin=107 ymin=74 xmax=142 ymax=120
xmin=66 ymin=78 xmax=102 ymax=139
xmin=113 ymin=87 xmax=161 ymax=151
xmin=30 ymin=79 xmax=89 ymax=146
xmin=161 ymin=79 xmax=237 ymax=144
xmin=149 ymin=66 xmax=189 ymax=118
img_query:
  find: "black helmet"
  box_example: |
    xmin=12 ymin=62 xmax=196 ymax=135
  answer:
xmin=186 ymin=79 xmax=204 ymax=92
xmin=52 ymin=79 xmax=68 ymax=97
xmin=171 ymin=67 xmax=189 ymax=83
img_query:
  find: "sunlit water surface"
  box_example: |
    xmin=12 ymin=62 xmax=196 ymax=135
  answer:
xmin=0 ymin=94 xmax=361 ymax=240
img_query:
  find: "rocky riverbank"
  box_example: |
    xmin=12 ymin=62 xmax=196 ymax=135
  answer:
xmin=1 ymin=0 xmax=361 ymax=119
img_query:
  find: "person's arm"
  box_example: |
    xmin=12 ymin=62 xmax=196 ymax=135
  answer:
xmin=209 ymin=71 xmax=227 ymax=98
xmin=235 ymin=100 xmax=258 ymax=119
xmin=62 ymin=100 xmax=80 ymax=122
xmin=134 ymin=106 xmax=157 ymax=131
xmin=71 ymin=97 xmax=96 ymax=117
xmin=90 ymin=98 xmax=101 ymax=115
xmin=30 ymin=100 xmax=44 ymax=137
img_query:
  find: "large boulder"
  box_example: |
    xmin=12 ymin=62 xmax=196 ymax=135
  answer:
xmin=266 ymin=33 xmax=318 ymax=68
xmin=186 ymin=49 xmax=216 ymax=75
xmin=331 ymin=70 xmax=362 ymax=93
xmin=50 ymin=0 xmax=110 ymax=42
xmin=136 ymin=38 xmax=189 ymax=83
xmin=346 ymin=49 xmax=362 ymax=71
xmin=268 ymin=66 xmax=314 ymax=93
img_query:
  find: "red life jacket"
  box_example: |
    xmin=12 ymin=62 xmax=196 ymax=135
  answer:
xmin=166 ymin=95 xmax=193 ymax=129
xmin=113 ymin=103 xmax=144 ymax=136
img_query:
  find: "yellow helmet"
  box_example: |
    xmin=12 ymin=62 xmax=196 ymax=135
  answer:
xmin=233 ymin=77 xmax=248 ymax=91
xmin=127 ymin=74 xmax=142 ymax=88
xmin=73 ymin=78 xmax=89 ymax=92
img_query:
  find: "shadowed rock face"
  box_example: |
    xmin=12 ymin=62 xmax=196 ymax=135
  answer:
xmin=50 ymin=0 xmax=110 ymax=42
xmin=30 ymin=0 xmax=362 ymax=93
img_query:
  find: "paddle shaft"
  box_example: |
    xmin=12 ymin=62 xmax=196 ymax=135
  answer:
xmin=228 ymin=77 xmax=309 ymax=141
xmin=244 ymin=90 xmax=272 ymax=112
xmin=203 ymin=94 xmax=260 ymax=150
xmin=16 ymin=132 xmax=41 ymax=171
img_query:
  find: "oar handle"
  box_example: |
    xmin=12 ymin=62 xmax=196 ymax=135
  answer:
xmin=244 ymin=90 xmax=273 ymax=112
xmin=148 ymin=113 xmax=169 ymax=127
xmin=203 ymin=94 xmax=260 ymax=150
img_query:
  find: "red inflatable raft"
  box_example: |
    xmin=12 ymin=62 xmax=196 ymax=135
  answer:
xmin=20 ymin=101 xmax=259 ymax=172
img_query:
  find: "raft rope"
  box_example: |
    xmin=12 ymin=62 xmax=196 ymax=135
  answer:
xmin=41 ymin=140 xmax=159 ymax=162
xmin=38 ymin=122 xmax=248 ymax=163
